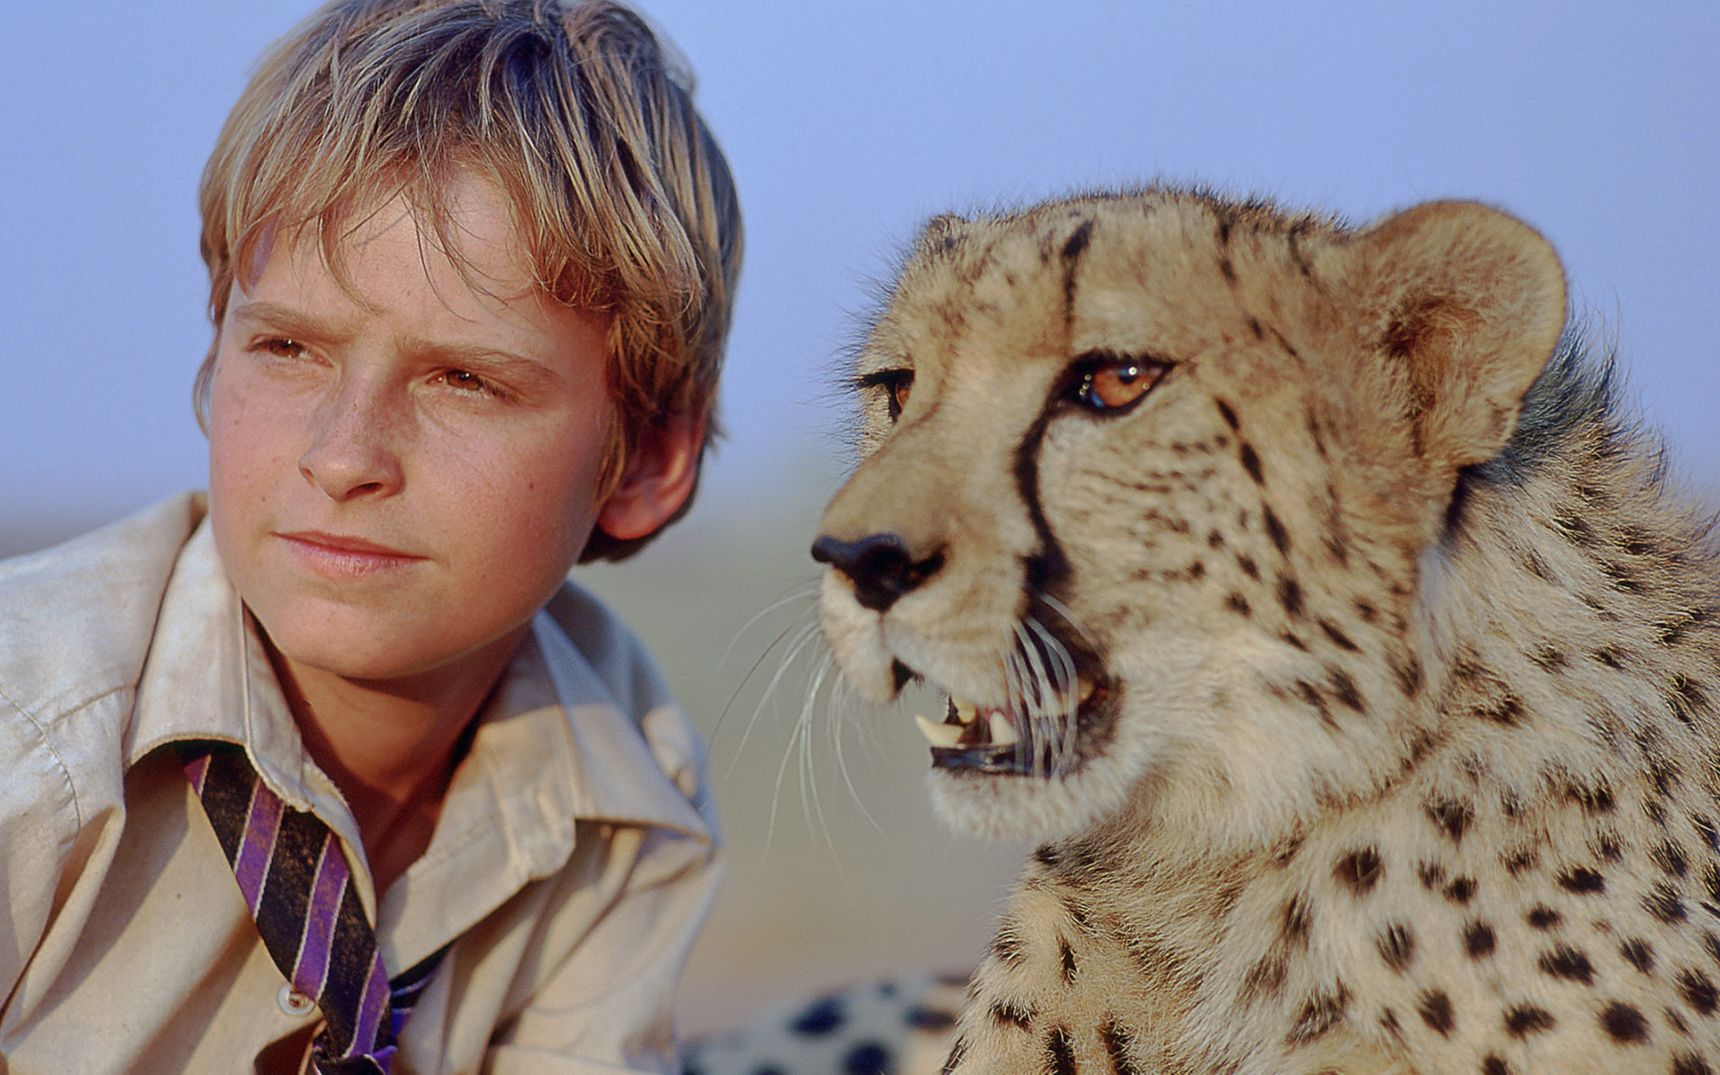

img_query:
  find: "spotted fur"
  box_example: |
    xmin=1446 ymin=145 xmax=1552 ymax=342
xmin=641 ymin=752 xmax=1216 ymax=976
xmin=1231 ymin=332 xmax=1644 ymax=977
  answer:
xmin=811 ymin=187 xmax=1720 ymax=1073
xmin=682 ymin=974 xmax=966 ymax=1075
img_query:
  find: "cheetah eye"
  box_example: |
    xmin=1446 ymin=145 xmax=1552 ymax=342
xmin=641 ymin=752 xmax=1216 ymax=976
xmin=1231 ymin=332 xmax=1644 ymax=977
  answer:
xmin=1068 ymin=352 xmax=1173 ymax=414
xmin=858 ymin=368 xmax=915 ymax=422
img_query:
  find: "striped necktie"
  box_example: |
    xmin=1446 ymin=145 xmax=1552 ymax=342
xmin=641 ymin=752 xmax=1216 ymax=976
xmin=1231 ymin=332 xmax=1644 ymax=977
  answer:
xmin=181 ymin=743 xmax=445 ymax=1074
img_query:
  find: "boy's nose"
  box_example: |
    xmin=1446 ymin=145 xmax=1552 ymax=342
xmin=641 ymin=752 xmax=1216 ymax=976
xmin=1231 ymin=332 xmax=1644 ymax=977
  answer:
xmin=298 ymin=385 xmax=405 ymax=501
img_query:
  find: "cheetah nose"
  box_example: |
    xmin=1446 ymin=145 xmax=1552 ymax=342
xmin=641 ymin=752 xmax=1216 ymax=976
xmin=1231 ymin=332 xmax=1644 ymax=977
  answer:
xmin=811 ymin=533 xmax=945 ymax=613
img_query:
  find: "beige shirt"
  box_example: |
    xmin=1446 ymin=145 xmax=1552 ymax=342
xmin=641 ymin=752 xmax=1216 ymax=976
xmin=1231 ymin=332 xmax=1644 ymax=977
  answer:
xmin=0 ymin=493 xmax=721 ymax=1074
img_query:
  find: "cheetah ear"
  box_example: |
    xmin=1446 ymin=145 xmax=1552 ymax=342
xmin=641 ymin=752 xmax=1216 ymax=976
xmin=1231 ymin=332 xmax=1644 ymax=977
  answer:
xmin=916 ymin=212 xmax=971 ymax=256
xmin=1345 ymin=201 xmax=1566 ymax=472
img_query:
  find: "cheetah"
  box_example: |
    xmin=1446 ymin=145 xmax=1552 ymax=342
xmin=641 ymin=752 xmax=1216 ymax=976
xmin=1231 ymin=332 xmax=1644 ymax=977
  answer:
xmin=808 ymin=187 xmax=1720 ymax=1074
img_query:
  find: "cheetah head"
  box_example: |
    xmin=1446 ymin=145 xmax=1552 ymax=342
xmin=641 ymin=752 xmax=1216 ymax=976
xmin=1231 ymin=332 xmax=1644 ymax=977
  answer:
xmin=813 ymin=190 xmax=1565 ymax=845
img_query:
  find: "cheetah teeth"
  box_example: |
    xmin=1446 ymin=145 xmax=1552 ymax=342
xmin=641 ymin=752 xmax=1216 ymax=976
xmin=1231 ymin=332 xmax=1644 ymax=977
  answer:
xmin=913 ymin=708 xmax=1020 ymax=748
xmin=913 ymin=715 xmax=965 ymax=748
xmin=911 ymin=682 xmax=1097 ymax=749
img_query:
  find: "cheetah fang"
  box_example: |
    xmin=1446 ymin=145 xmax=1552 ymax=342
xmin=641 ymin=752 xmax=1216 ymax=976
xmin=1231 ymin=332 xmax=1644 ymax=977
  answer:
xmin=808 ymin=186 xmax=1720 ymax=1074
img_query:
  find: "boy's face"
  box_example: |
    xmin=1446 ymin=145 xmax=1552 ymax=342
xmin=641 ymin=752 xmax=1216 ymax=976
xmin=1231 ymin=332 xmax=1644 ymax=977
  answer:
xmin=207 ymin=171 xmax=689 ymax=684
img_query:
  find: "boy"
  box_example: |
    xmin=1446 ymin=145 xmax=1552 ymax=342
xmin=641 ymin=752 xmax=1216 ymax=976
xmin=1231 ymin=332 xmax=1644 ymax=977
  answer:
xmin=0 ymin=1 xmax=740 ymax=1072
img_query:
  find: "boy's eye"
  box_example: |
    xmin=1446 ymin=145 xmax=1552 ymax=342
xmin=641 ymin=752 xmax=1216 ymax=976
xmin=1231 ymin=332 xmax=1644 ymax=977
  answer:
xmin=260 ymin=337 xmax=309 ymax=360
xmin=436 ymin=369 xmax=500 ymax=397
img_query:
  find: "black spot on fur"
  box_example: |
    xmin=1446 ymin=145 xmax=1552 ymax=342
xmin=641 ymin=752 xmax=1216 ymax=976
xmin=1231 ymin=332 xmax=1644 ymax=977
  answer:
xmin=1705 ymin=931 xmax=1720 ymax=968
xmin=1059 ymin=938 xmax=1077 ymax=985
xmin=941 ymin=1035 xmax=969 ymax=1075
xmin=1237 ymin=554 xmax=1260 ymax=579
xmin=1378 ymin=924 xmax=1415 ymax=972
xmin=1465 ymin=920 xmax=1497 ymax=958
xmin=1242 ymin=953 xmax=1287 ymax=1003
xmin=1475 ymin=691 xmax=1526 ymax=726
xmin=1426 ymin=799 xmax=1473 ymax=844
xmin=992 ymin=927 xmax=1026 ymax=966
xmin=1539 ymin=944 xmax=1597 ymax=984
xmin=1225 ymin=592 xmax=1251 ymax=616
xmin=1673 ymin=1054 xmax=1716 ymax=1075
xmin=1559 ymin=866 xmax=1607 ymax=895
xmin=1318 ymin=619 xmax=1359 ymax=651
xmin=1044 ymin=1026 xmax=1076 ymax=1075
xmin=1100 ymin=1022 xmax=1139 ymax=1075
xmin=1669 ymin=675 xmax=1707 ymax=725
xmin=843 ymin=1043 xmax=890 ymax=1074
xmin=907 ymin=1006 xmax=958 ymax=1031
xmin=1532 ymin=645 xmax=1569 ymax=672
xmin=990 ymin=1001 xmax=1034 ymax=1030
xmin=1294 ymin=679 xmax=1332 ymax=726
xmin=1482 ymin=1056 xmax=1512 ymax=1075
xmin=1263 ymin=507 xmax=1292 ymax=555
xmin=1594 ymin=830 xmax=1624 ymax=863
xmin=1566 ymin=781 xmax=1617 ymax=815
xmin=790 ymin=996 xmax=846 ymax=1036
xmin=1417 ymin=990 xmax=1455 ymax=1036
xmin=1445 ymin=877 xmax=1478 ymax=905
xmin=1247 ymin=316 xmax=1265 ymax=340
xmin=1334 ymin=847 xmax=1384 ymax=894
xmin=1506 ymin=848 xmax=1541 ymax=876
xmin=1287 ymin=982 xmax=1350 ymax=1045
xmin=1239 ymin=442 xmax=1263 ymax=483
xmin=1647 ymin=883 xmax=1689 ymax=924
xmin=1216 ymin=399 xmax=1240 ymax=430
xmin=1060 ymin=220 xmax=1094 ymax=262
xmin=1328 ymin=667 xmax=1364 ymax=712
xmin=1527 ymin=905 xmax=1563 ymax=930
xmin=1623 ymin=938 xmax=1657 ymax=973
xmin=1392 ymin=653 xmax=1424 ymax=697
xmin=1282 ymin=894 xmax=1313 ymax=945
xmin=1599 ymin=1001 xmax=1651 ymax=1044
xmin=1654 ymin=840 xmax=1691 ymax=878
xmin=1418 ymin=861 xmax=1448 ymax=890
xmin=1677 ymin=968 xmax=1720 ymax=1015
xmin=1504 ymin=1003 xmax=1557 ymax=1037
xmin=1277 ymin=576 xmax=1304 ymax=617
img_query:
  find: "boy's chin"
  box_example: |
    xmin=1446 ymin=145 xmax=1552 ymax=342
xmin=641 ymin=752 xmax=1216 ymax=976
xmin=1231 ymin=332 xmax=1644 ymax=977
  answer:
xmin=255 ymin=610 xmax=528 ymax=691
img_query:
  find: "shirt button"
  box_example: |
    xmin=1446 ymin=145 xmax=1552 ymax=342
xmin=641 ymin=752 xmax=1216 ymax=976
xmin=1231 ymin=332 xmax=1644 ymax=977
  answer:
xmin=278 ymin=984 xmax=317 ymax=1018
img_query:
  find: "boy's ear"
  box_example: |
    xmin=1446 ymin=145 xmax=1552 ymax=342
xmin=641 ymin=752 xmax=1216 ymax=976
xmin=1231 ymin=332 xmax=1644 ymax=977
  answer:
xmin=1340 ymin=201 xmax=1566 ymax=474
xmin=594 ymin=411 xmax=705 ymax=545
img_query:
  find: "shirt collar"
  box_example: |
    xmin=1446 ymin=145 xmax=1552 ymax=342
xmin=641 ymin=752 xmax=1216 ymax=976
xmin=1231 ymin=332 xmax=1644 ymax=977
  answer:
xmin=130 ymin=514 xmax=712 ymax=857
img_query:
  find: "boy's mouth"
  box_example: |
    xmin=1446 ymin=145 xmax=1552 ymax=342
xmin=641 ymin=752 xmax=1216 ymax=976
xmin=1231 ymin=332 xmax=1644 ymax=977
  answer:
xmin=275 ymin=531 xmax=427 ymax=577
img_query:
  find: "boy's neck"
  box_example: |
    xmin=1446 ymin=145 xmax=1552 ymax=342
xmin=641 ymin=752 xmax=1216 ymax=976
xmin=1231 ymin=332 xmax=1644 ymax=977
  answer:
xmin=264 ymin=624 xmax=530 ymax=896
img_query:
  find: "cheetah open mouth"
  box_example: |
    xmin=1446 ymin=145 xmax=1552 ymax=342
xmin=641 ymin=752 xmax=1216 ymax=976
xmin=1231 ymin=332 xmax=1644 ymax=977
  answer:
xmin=911 ymin=678 xmax=1119 ymax=777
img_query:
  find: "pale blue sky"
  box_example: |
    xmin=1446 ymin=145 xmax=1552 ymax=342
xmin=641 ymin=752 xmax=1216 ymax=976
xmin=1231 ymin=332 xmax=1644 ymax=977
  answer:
xmin=2 ymin=1 xmax=1716 ymax=536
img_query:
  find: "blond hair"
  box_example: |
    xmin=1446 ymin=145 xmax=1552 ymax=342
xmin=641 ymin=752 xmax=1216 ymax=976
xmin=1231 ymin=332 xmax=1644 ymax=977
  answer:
xmin=194 ymin=0 xmax=742 ymax=561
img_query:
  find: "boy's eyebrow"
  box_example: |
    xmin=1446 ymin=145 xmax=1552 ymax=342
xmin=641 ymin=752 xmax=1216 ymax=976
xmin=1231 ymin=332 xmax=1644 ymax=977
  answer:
xmin=229 ymin=300 xmax=559 ymax=379
xmin=227 ymin=300 xmax=351 ymax=342
xmin=403 ymin=338 xmax=566 ymax=385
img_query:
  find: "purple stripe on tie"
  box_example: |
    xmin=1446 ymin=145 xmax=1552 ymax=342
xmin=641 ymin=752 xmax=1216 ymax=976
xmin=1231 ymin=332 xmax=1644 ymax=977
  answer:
xmin=233 ymin=779 xmax=286 ymax=914
xmin=292 ymin=836 xmax=347 ymax=998
xmin=348 ymin=952 xmax=392 ymax=1061
xmin=184 ymin=752 xmax=212 ymax=795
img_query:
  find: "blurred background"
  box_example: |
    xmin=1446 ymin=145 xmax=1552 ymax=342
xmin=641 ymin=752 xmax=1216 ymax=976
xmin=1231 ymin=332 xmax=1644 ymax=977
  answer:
xmin=2 ymin=0 xmax=1715 ymax=1037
